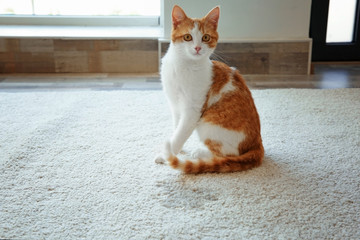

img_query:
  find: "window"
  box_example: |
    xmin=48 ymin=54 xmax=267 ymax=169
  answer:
xmin=310 ymin=0 xmax=360 ymax=61
xmin=0 ymin=0 xmax=160 ymax=26
xmin=326 ymin=0 xmax=358 ymax=43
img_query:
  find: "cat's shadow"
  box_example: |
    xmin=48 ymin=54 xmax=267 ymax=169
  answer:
xmin=154 ymin=154 xmax=288 ymax=210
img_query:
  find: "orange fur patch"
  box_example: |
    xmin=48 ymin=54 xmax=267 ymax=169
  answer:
xmin=209 ymin=61 xmax=232 ymax=94
xmin=184 ymin=160 xmax=194 ymax=173
xmin=198 ymin=159 xmax=206 ymax=173
xmin=212 ymin=158 xmax=221 ymax=172
xmin=201 ymin=61 xmax=231 ymax=113
xmin=196 ymin=19 xmax=219 ymax=49
xmin=203 ymin=61 xmax=260 ymax=133
xmin=169 ymin=155 xmax=179 ymax=168
xmin=204 ymin=139 xmax=223 ymax=156
xmin=171 ymin=18 xmax=195 ymax=43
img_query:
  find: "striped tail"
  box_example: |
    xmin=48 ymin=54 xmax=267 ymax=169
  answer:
xmin=165 ymin=142 xmax=264 ymax=174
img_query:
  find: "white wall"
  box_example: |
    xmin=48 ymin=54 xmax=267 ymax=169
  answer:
xmin=161 ymin=0 xmax=312 ymax=41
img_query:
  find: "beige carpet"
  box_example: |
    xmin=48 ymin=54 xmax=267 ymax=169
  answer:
xmin=0 ymin=88 xmax=359 ymax=239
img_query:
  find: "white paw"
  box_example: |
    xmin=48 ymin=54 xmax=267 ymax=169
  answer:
xmin=154 ymin=140 xmax=172 ymax=164
xmin=179 ymin=150 xmax=187 ymax=155
xmin=154 ymin=154 xmax=165 ymax=164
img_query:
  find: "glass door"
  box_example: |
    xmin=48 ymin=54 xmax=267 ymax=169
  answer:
xmin=310 ymin=0 xmax=360 ymax=61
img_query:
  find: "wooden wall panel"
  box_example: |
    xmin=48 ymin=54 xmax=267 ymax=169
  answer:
xmin=54 ymin=51 xmax=88 ymax=73
xmin=0 ymin=38 xmax=159 ymax=74
xmin=0 ymin=38 xmax=310 ymax=74
xmin=15 ymin=52 xmax=55 ymax=73
xmin=54 ymin=40 xmax=94 ymax=51
xmin=100 ymin=50 xmax=158 ymax=73
xmin=0 ymin=39 xmax=20 ymax=52
xmin=20 ymin=39 xmax=54 ymax=52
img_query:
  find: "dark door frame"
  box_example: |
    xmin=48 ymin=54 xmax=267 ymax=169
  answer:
xmin=310 ymin=0 xmax=360 ymax=61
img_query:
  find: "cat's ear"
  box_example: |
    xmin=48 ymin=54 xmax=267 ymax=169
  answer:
xmin=205 ymin=6 xmax=220 ymax=29
xmin=172 ymin=5 xmax=187 ymax=29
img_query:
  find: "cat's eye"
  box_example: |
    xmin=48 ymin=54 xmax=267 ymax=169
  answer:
xmin=202 ymin=34 xmax=211 ymax=42
xmin=183 ymin=34 xmax=193 ymax=41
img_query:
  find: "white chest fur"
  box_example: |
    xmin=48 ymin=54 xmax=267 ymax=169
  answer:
xmin=160 ymin=44 xmax=213 ymax=112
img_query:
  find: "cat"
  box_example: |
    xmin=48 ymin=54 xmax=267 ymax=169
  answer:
xmin=155 ymin=5 xmax=264 ymax=173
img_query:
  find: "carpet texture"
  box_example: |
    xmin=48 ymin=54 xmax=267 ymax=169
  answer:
xmin=1 ymin=88 xmax=359 ymax=239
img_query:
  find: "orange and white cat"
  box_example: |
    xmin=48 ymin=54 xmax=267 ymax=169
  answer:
xmin=155 ymin=5 xmax=264 ymax=173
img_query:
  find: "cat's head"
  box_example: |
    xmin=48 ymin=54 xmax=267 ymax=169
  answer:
xmin=171 ymin=5 xmax=219 ymax=60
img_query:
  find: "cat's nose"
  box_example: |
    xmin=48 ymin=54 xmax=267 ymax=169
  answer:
xmin=195 ymin=46 xmax=202 ymax=53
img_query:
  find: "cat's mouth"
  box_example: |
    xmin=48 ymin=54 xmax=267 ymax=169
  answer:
xmin=193 ymin=51 xmax=203 ymax=57
xmin=188 ymin=48 xmax=206 ymax=58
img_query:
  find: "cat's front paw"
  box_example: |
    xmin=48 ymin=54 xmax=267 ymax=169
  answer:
xmin=179 ymin=149 xmax=187 ymax=155
xmin=155 ymin=140 xmax=175 ymax=164
xmin=154 ymin=154 xmax=165 ymax=164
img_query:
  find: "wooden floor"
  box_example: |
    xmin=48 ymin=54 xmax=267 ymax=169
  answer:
xmin=0 ymin=63 xmax=359 ymax=91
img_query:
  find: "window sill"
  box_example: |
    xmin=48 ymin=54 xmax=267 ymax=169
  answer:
xmin=0 ymin=25 xmax=163 ymax=39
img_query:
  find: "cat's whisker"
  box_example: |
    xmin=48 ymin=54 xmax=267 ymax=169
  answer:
xmin=211 ymin=51 xmax=230 ymax=65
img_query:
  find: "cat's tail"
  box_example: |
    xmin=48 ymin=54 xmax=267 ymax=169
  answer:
xmin=164 ymin=141 xmax=263 ymax=174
